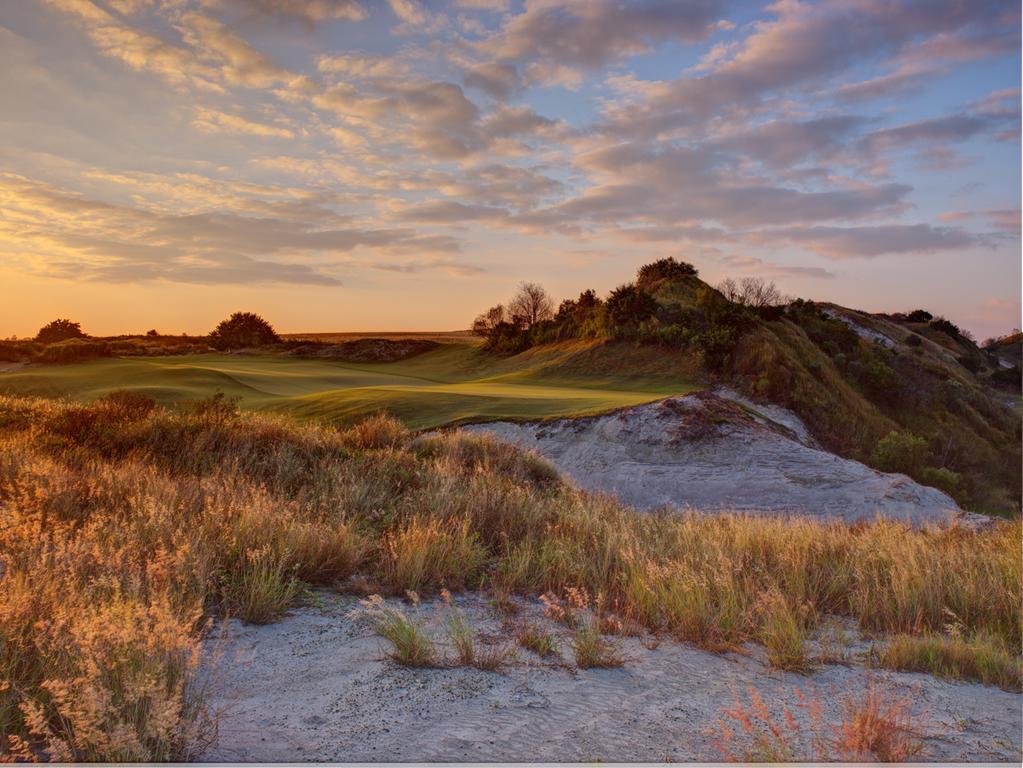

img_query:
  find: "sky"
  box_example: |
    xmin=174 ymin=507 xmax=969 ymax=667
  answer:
xmin=0 ymin=0 xmax=1020 ymax=339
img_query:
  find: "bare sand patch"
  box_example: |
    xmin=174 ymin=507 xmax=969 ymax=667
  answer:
xmin=203 ymin=593 xmax=1022 ymax=762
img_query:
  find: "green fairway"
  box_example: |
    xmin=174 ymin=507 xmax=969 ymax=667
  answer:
xmin=0 ymin=342 xmax=701 ymax=429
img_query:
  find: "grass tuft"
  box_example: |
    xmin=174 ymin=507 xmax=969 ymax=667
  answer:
xmin=875 ymin=632 xmax=1022 ymax=692
xmin=357 ymin=594 xmax=439 ymax=668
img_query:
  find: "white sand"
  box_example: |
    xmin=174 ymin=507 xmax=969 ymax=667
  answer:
xmin=462 ymin=392 xmax=974 ymax=527
xmin=202 ymin=594 xmax=1022 ymax=763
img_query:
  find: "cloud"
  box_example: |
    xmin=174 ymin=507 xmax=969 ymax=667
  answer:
xmin=719 ymin=254 xmax=835 ymax=279
xmin=191 ymin=107 xmax=294 ymax=138
xmin=216 ymin=0 xmax=367 ymax=25
xmin=595 ymin=0 xmax=1018 ymax=140
xmin=757 ymin=223 xmax=984 ymax=259
xmin=0 ymin=173 xmax=468 ymax=285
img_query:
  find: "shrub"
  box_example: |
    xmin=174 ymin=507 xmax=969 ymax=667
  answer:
xmin=905 ymin=309 xmax=932 ymax=323
xmin=208 ymin=312 xmax=279 ymax=350
xmin=929 ymin=317 xmax=960 ymax=338
xmin=919 ymin=466 xmax=962 ymax=498
xmin=605 ymin=284 xmax=657 ymax=328
xmin=35 ymin=319 xmax=86 ymax=344
xmin=871 ymin=431 xmax=928 ymax=476
xmin=905 ymin=334 xmax=922 ymax=347
xmin=636 ymin=257 xmax=697 ymax=291
xmin=37 ymin=339 xmax=113 ymax=364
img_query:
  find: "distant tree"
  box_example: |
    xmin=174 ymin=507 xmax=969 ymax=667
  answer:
xmin=636 ymin=257 xmax=697 ymax=291
xmin=146 ymin=329 xmax=159 ymax=337
xmin=508 ymin=282 xmax=554 ymax=329
xmin=472 ymin=304 xmax=510 ymax=338
xmin=718 ymin=277 xmax=785 ymax=308
xmin=905 ymin=309 xmax=933 ymax=323
xmin=606 ymin=284 xmax=657 ymax=327
xmin=35 ymin=318 xmax=86 ymax=344
xmin=209 ymin=312 xmax=280 ymax=350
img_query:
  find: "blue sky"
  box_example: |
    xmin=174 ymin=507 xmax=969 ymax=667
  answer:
xmin=0 ymin=0 xmax=1019 ymax=339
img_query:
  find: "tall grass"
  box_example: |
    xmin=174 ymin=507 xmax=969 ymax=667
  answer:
xmin=0 ymin=394 xmax=1019 ymax=759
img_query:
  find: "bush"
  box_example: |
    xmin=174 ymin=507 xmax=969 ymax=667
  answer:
xmin=929 ymin=317 xmax=960 ymax=338
xmin=871 ymin=431 xmax=928 ymax=476
xmin=35 ymin=318 xmax=86 ymax=344
xmin=37 ymin=339 xmax=113 ymax=364
xmin=919 ymin=466 xmax=962 ymax=498
xmin=636 ymin=257 xmax=697 ymax=291
xmin=208 ymin=312 xmax=279 ymax=350
xmin=606 ymin=284 xmax=657 ymax=328
xmin=905 ymin=309 xmax=932 ymax=323
xmin=905 ymin=334 xmax=922 ymax=347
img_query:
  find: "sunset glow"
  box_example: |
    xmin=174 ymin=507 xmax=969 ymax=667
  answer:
xmin=1 ymin=0 xmax=1019 ymax=338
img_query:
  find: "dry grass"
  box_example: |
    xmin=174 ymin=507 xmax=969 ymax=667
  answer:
xmin=875 ymin=632 xmax=1022 ymax=692
xmin=516 ymin=624 xmax=560 ymax=658
xmin=355 ymin=594 xmax=439 ymax=668
xmin=0 ymin=393 xmax=1018 ymax=759
xmin=759 ymin=591 xmax=812 ymax=672
xmin=714 ymin=680 xmax=925 ymax=762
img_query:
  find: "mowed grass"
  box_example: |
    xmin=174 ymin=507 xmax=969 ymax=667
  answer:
xmin=0 ymin=341 xmax=698 ymax=429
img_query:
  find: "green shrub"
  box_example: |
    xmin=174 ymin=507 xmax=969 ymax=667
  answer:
xmin=871 ymin=431 xmax=928 ymax=476
xmin=919 ymin=466 xmax=962 ymax=498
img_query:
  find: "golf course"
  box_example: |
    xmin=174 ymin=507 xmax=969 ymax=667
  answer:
xmin=0 ymin=340 xmax=701 ymax=429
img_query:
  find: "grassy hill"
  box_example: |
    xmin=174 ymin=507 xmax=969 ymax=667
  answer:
xmin=0 ymin=341 xmax=700 ymax=430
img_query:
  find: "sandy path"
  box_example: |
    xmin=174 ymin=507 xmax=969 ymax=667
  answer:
xmin=202 ymin=594 xmax=1022 ymax=762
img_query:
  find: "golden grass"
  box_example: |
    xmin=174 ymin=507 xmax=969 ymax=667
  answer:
xmin=0 ymin=393 xmax=1019 ymax=759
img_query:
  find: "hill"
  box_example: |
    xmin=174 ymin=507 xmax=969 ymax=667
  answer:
xmin=471 ymin=260 xmax=1021 ymax=515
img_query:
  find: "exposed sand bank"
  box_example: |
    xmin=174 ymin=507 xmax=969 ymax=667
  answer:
xmin=463 ymin=392 xmax=974 ymax=527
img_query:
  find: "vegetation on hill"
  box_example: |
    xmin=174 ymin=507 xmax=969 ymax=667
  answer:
xmin=0 ymin=394 xmax=1018 ymax=759
xmin=471 ymin=259 xmax=1021 ymax=514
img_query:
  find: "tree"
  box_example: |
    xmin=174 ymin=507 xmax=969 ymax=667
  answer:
xmin=209 ymin=312 xmax=280 ymax=350
xmin=508 ymin=282 xmax=554 ymax=329
xmin=718 ymin=277 xmax=785 ymax=308
xmin=35 ymin=319 xmax=86 ymax=344
xmin=906 ymin=309 xmax=933 ymax=323
xmin=472 ymin=304 xmax=509 ymax=338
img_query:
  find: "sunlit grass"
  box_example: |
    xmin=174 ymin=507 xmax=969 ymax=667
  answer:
xmin=0 ymin=393 xmax=1018 ymax=759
